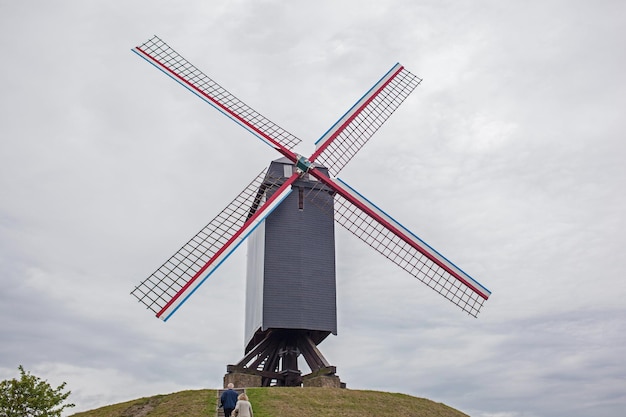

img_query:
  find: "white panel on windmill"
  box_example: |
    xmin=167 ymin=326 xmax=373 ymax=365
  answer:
xmin=245 ymin=216 xmax=265 ymax=345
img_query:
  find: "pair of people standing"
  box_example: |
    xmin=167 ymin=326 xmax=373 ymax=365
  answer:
xmin=220 ymin=383 xmax=253 ymax=417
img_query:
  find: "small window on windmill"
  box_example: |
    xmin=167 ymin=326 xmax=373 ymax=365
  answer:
xmin=298 ymin=187 xmax=304 ymax=210
xmin=283 ymin=164 xmax=293 ymax=178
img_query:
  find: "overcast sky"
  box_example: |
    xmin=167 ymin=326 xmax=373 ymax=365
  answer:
xmin=1 ymin=1 xmax=625 ymax=416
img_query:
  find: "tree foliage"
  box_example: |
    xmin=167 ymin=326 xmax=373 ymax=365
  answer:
xmin=0 ymin=366 xmax=75 ymax=417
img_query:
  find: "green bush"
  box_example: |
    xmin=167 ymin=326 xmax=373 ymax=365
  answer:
xmin=0 ymin=365 xmax=75 ymax=417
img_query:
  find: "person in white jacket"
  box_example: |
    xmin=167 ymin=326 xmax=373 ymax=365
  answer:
xmin=233 ymin=392 xmax=253 ymax=417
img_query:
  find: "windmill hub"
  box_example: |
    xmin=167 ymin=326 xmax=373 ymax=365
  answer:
xmin=295 ymin=154 xmax=313 ymax=175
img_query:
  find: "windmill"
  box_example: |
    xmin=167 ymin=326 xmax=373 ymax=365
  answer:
xmin=130 ymin=36 xmax=491 ymax=388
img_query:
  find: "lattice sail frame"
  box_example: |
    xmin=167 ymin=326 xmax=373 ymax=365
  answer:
xmin=131 ymin=36 xmax=491 ymax=321
xmin=306 ymin=179 xmax=489 ymax=317
xmin=131 ymin=169 xmax=297 ymax=320
xmin=310 ymin=63 xmax=422 ymax=177
xmin=133 ymin=36 xmax=302 ymax=152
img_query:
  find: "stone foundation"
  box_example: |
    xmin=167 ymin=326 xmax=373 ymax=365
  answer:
xmin=302 ymin=374 xmax=342 ymax=388
xmin=223 ymin=372 xmax=262 ymax=388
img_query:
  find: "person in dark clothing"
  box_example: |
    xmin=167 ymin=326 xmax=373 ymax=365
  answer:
xmin=220 ymin=383 xmax=239 ymax=417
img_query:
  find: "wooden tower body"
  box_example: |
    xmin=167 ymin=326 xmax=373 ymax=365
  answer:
xmin=245 ymin=158 xmax=337 ymax=352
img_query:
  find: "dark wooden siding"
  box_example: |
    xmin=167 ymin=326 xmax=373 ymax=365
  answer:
xmin=245 ymin=159 xmax=337 ymax=346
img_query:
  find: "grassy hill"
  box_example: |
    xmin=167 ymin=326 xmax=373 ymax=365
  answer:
xmin=69 ymin=387 xmax=470 ymax=417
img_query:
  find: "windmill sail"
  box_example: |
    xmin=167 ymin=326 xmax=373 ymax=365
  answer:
xmin=132 ymin=36 xmax=302 ymax=152
xmin=308 ymin=174 xmax=490 ymax=317
xmin=310 ymin=63 xmax=422 ymax=177
xmin=131 ymin=169 xmax=298 ymax=321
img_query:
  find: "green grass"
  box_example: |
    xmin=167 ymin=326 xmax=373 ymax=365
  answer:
xmin=70 ymin=390 xmax=216 ymax=417
xmin=70 ymin=387 xmax=469 ymax=417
